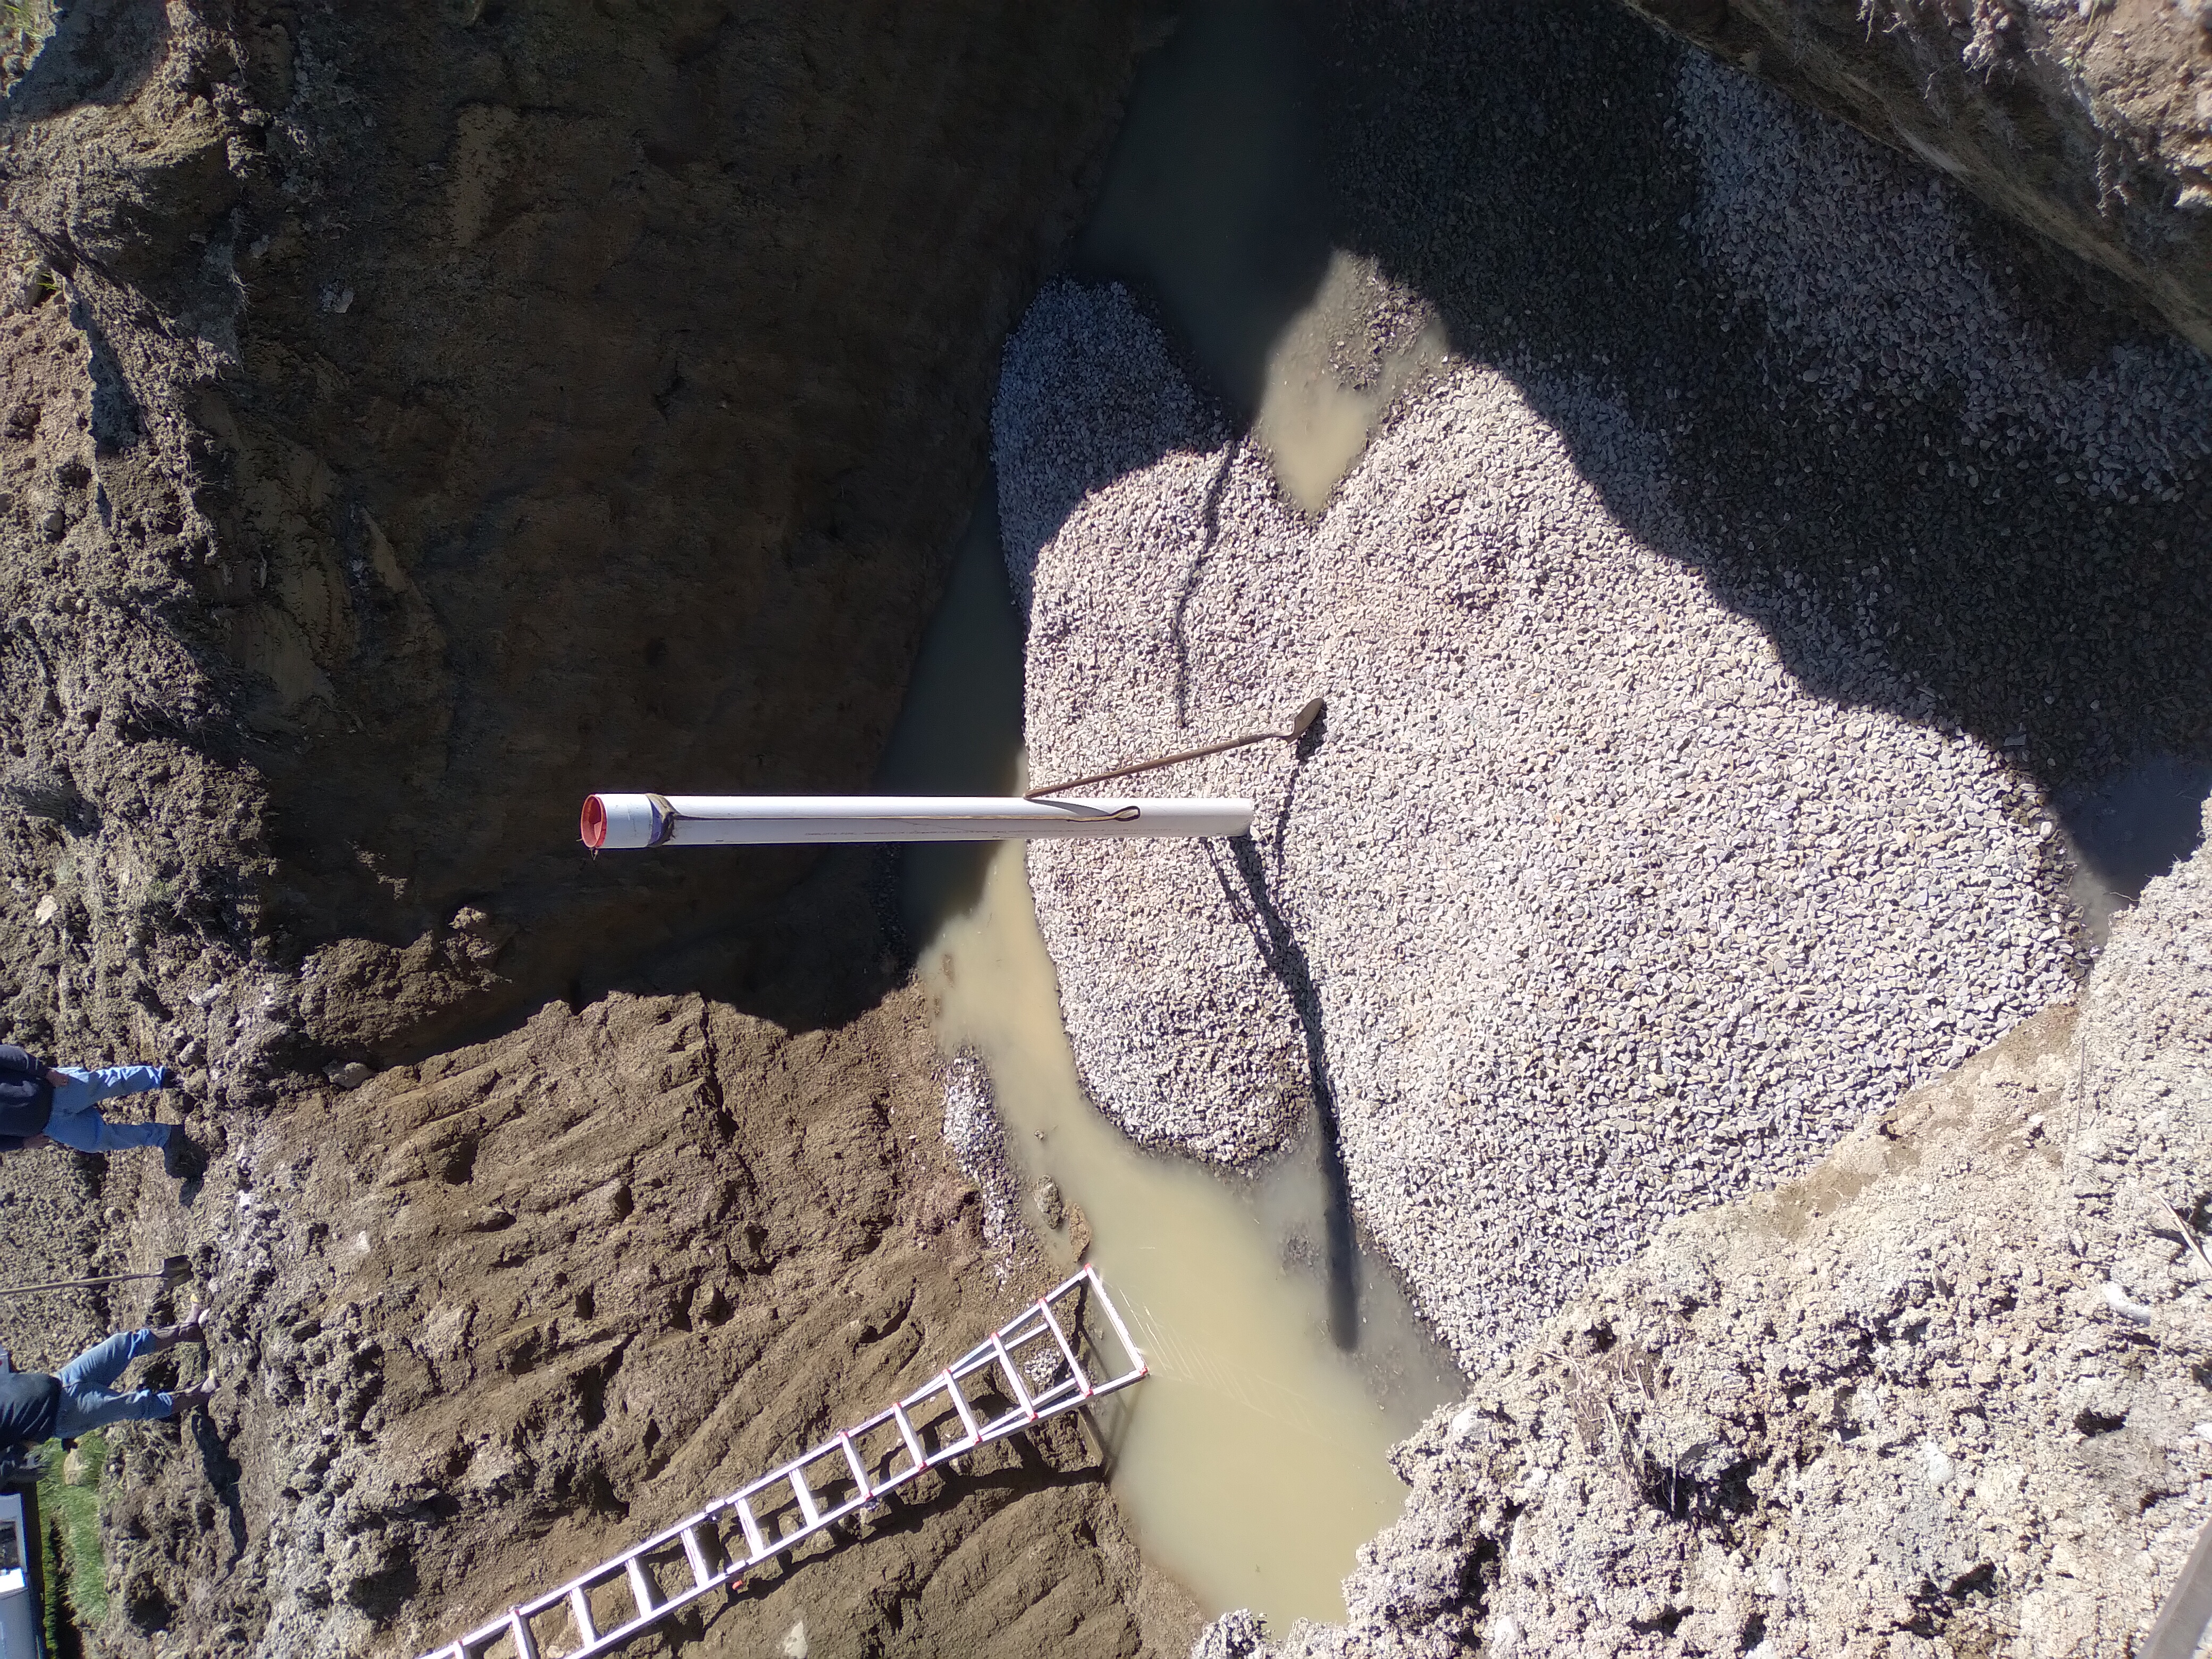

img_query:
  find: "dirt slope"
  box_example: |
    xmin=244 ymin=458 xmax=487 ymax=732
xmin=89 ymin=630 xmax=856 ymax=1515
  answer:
xmin=0 ymin=0 xmax=1164 ymax=1077
xmin=68 ymin=987 xmax=1192 ymax=1658
xmin=0 ymin=2 xmax=1194 ymax=1654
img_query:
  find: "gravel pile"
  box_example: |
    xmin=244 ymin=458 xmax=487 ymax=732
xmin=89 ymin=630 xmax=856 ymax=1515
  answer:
xmin=1000 ymin=285 xmax=2106 ymax=1371
xmin=1002 ymin=309 xmax=2077 ymax=1364
xmin=994 ymin=16 xmax=2212 ymax=1374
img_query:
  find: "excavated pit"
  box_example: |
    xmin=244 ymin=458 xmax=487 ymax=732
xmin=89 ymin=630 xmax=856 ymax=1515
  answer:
xmin=0 ymin=0 xmax=2207 ymax=1655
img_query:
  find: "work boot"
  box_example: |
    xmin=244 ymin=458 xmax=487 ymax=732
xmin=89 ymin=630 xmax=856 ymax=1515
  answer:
xmin=152 ymin=1302 xmax=207 ymax=1351
xmin=171 ymin=1369 xmax=220 ymax=1415
xmin=162 ymin=1127 xmax=207 ymax=1180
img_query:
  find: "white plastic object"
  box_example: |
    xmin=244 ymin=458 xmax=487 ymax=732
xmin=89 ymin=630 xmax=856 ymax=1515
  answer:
xmin=581 ymin=793 xmax=1253 ymax=849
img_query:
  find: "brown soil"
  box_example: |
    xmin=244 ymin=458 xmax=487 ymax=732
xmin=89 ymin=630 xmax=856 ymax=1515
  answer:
xmin=69 ymin=987 xmax=1197 ymax=1657
xmin=0 ymin=1 xmax=1202 ymax=1655
xmin=0 ymin=0 xmax=1170 ymax=1075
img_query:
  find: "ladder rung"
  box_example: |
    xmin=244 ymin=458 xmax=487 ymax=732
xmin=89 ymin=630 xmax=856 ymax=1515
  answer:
xmin=944 ymin=1369 xmax=981 ymax=1445
xmin=625 ymin=1556 xmax=660 ymax=1616
xmin=734 ymin=1495 xmax=767 ymax=1560
xmin=839 ymin=1431 xmax=872 ymax=1501
xmin=680 ymin=1524 xmax=713 ymax=1588
xmin=991 ymin=1335 xmax=1037 ymax=1420
xmin=567 ymin=1586 xmax=597 ymax=1646
xmin=1038 ymin=1302 xmax=1092 ymax=1397
xmin=790 ymin=1467 xmax=820 ymax=1527
xmin=507 ymin=1610 xmax=540 ymax=1659
xmin=890 ymin=1400 xmax=927 ymax=1476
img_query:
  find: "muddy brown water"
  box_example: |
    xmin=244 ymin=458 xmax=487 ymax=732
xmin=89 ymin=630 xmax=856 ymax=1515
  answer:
xmin=1076 ymin=0 xmax=1444 ymax=515
xmin=880 ymin=498 xmax=1460 ymax=1629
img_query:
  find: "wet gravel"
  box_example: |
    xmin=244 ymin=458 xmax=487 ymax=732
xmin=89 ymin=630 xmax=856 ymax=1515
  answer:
xmin=940 ymin=1051 xmax=1031 ymax=1283
xmin=992 ymin=24 xmax=2212 ymax=1368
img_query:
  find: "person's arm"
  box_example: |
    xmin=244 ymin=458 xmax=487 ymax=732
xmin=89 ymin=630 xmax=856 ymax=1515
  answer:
xmin=43 ymin=1068 xmax=67 ymax=1087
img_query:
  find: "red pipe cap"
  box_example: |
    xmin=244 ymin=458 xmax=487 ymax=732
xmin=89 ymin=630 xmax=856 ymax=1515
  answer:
xmin=580 ymin=794 xmax=607 ymax=850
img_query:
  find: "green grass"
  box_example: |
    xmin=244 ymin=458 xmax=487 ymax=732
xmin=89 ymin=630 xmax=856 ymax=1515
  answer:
xmin=36 ymin=1432 xmax=108 ymax=1633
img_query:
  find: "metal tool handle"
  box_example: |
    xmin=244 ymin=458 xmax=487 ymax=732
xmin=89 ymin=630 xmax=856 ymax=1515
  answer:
xmin=1024 ymin=697 xmax=1325 ymax=799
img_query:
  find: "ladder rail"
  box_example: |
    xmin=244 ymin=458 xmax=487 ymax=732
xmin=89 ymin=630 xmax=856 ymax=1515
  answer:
xmin=422 ymin=1266 xmax=1143 ymax=1659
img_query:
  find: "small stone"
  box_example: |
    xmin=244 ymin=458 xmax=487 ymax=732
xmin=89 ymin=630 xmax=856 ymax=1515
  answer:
xmin=1033 ymin=1179 xmax=1065 ymax=1230
xmin=323 ymin=1061 xmax=374 ymax=1090
xmin=61 ymin=1447 xmax=91 ymax=1487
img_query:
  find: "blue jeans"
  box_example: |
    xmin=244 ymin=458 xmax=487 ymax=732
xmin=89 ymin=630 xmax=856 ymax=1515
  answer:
xmin=47 ymin=1067 xmax=172 ymax=1153
xmin=53 ymin=1329 xmax=174 ymax=1438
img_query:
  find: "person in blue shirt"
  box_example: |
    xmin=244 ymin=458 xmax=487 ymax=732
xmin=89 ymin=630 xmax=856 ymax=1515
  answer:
xmin=0 ymin=1044 xmax=204 ymax=1177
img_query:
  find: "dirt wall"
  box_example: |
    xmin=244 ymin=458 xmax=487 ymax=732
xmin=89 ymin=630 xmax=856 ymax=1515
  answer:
xmin=0 ymin=2 xmax=1191 ymax=1653
xmin=0 ymin=0 xmax=1164 ymax=1076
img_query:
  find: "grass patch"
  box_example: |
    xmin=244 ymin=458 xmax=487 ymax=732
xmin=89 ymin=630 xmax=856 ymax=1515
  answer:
xmin=37 ymin=1433 xmax=107 ymax=1632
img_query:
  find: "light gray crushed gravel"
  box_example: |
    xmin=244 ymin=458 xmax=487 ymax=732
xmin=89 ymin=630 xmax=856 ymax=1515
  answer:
xmin=1233 ymin=806 xmax=2212 ymax=1658
xmin=1000 ymin=309 xmax=2077 ymax=1365
xmin=940 ymin=1050 xmax=1032 ymax=1284
xmin=993 ymin=281 xmax=1222 ymax=614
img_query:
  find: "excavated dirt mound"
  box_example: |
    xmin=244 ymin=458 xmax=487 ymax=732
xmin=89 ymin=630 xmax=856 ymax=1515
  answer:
xmin=72 ymin=987 xmax=1195 ymax=1658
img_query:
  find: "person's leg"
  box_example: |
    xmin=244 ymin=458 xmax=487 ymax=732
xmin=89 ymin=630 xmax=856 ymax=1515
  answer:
xmin=56 ymin=1329 xmax=158 ymax=1393
xmin=47 ymin=1070 xmax=174 ymax=1154
xmin=54 ymin=1381 xmax=175 ymax=1440
xmin=41 ymin=1104 xmax=171 ymax=1153
xmin=51 ymin=1066 xmax=168 ymax=1108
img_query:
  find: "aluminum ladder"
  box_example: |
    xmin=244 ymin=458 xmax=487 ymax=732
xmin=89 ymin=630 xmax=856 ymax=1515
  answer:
xmin=416 ymin=1265 xmax=1147 ymax=1659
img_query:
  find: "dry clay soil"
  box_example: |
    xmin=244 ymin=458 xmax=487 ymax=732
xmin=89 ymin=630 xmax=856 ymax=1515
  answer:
xmin=0 ymin=0 xmax=1209 ymax=1655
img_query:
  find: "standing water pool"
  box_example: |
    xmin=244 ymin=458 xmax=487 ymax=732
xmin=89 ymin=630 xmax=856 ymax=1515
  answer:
xmin=878 ymin=496 xmax=1460 ymax=1631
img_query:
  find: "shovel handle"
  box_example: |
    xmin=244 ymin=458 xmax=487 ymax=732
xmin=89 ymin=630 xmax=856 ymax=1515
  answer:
xmin=1025 ymin=698 xmax=1325 ymax=799
xmin=0 ymin=1259 xmax=190 ymax=1298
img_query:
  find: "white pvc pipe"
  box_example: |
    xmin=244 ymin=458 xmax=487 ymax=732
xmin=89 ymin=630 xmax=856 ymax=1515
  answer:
xmin=581 ymin=793 xmax=1254 ymax=850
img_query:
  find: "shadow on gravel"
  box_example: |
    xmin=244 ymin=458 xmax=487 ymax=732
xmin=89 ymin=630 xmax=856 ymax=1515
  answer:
xmin=1076 ymin=0 xmax=2212 ymax=929
xmin=1209 ymin=834 xmax=1359 ymax=1351
xmin=1295 ymin=0 xmax=2212 ymax=915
